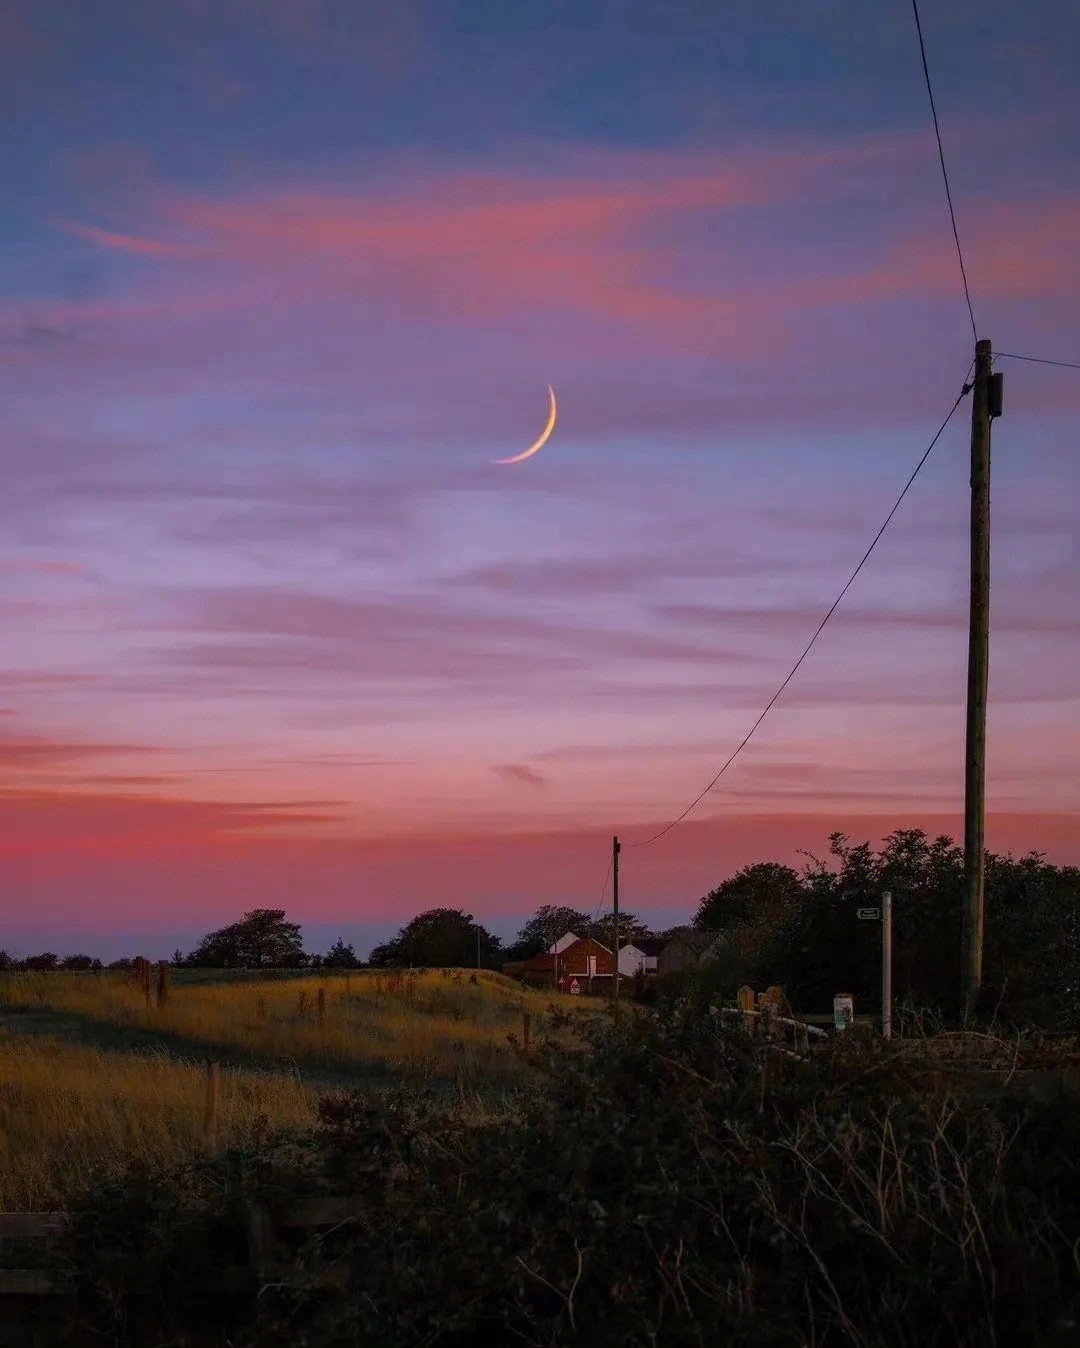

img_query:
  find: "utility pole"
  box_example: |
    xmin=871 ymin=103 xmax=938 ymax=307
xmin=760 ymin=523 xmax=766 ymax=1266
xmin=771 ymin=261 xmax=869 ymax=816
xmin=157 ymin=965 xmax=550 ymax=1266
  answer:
xmin=476 ymin=925 xmax=481 ymax=972
xmin=612 ymin=835 xmax=621 ymax=1013
xmin=962 ymin=338 xmax=1001 ymax=1021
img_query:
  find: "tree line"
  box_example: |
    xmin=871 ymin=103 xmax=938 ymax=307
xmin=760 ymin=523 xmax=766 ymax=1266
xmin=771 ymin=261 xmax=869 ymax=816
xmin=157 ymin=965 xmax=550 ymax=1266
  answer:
xmin=0 ymin=903 xmax=655 ymax=976
xmin=694 ymin=829 xmax=1080 ymax=1027
xmin=4 ymin=828 xmax=1077 ymax=1026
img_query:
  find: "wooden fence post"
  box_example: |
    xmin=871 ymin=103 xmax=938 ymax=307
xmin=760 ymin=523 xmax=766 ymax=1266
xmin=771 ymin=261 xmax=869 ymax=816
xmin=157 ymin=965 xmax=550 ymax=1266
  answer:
xmin=203 ymin=1061 xmax=220 ymax=1146
xmin=737 ymin=985 xmax=757 ymax=1034
xmin=317 ymin=987 xmax=325 ymax=1028
xmin=156 ymin=961 xmax=170 ymax=1008
xmin=136 ymin=957 xmax=152 ymax=1010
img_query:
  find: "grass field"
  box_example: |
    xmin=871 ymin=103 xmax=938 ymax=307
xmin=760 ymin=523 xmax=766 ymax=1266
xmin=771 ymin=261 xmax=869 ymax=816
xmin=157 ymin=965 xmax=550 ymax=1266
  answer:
xmin=0 ymin=1032 xmax=317 ymax=1210
xmin=0 ymin=968 xmax=601 ymax=1211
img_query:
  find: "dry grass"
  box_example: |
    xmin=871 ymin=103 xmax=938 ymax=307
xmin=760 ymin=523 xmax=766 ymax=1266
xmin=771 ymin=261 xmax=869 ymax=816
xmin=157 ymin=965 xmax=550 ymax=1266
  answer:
xmin=0 ymin=970 xmax=601 ymax=1209
xmin=0 ymin=968 xmax=601 ymax=1079
xmin=0 ymin=970 xmax=598 ymax=1073
xmin=0 ymin=1029 xmax=317 ymax=1211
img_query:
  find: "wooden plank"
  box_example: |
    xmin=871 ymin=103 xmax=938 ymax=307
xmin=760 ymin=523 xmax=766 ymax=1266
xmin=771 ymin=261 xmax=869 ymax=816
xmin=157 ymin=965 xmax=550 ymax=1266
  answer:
xmin=278 ymin=1196 xmax=365 ymax=1228
xmin=0 ymin=1268 xmax=74 ymax=1296
xmin=0 ymin=1213 xmax=71 ymax=1241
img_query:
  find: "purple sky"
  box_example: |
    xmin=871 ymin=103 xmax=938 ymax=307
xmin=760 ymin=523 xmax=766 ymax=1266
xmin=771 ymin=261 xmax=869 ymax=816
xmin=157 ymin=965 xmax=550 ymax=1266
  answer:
xmin=2 ymin=1 xmax=1078 ymax=959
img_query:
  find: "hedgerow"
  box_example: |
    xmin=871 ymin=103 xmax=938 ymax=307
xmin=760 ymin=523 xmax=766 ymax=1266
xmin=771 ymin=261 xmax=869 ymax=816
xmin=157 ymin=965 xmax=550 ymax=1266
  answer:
xmin=69 ymin=1005 xmax=1080 ymax=1347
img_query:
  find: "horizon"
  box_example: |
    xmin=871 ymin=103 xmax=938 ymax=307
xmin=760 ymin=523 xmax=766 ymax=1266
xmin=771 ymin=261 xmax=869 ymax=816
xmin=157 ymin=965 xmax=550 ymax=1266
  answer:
xmin=3 ymin=1 xmax=1078 ymax=959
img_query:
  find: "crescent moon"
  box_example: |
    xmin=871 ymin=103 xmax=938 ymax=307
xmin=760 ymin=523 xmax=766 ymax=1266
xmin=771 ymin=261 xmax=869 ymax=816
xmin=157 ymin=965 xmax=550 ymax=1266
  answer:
xmin=492 ymin=384 xmax=557 ymax=465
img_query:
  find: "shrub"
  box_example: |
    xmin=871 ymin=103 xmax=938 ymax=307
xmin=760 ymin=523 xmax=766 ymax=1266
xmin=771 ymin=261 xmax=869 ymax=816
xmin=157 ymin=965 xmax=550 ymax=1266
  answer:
xmin=69 ymin=1005 xmax=1080 ymax=1346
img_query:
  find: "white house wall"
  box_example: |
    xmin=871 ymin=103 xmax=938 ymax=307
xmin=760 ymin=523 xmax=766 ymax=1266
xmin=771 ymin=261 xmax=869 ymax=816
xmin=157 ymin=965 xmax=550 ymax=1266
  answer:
xmin=618 ymin=944 xmax=646 ymax=977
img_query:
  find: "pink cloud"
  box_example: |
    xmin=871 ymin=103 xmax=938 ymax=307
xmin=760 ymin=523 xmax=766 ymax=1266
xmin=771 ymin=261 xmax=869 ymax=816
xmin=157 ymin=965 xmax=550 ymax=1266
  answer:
xmin=54 ymin=142 xmax=1080 ymax=353
xmin=53 ymin=219 xmax=206 ymax=260
xmin=0 ymin=733 xmax=159 ymax=771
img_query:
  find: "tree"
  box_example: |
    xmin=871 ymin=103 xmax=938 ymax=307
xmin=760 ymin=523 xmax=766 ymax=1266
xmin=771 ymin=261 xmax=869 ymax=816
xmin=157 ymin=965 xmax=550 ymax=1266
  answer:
xmin=581 ymin=912 xmax=652 ymax=947
xmin=696 ymin=862 xmax=805 ymax=965
xmin=369 ymin=909 xmax=501 ymax=970
xmin=753 ymin=829 xmax=1080 ymax=1027
xmin=697 ymin=863 xmax=804 ymax=932
xmin=761 ymin=831 xmax=961 ymax=1014
xmin=503 ymin=905 xmax=652 ymax=963
xmin=503 ymin=905 xmax=592 ymax=962
xmin=185 ymin=909 xmax=306 ymax=969
xmin=24 ymin=952 xmax=59 ymax=972
xmin=60 ymin=954 xmax=100 ymax=971
xmin=323 ymin=938 xmax=361 ymax=969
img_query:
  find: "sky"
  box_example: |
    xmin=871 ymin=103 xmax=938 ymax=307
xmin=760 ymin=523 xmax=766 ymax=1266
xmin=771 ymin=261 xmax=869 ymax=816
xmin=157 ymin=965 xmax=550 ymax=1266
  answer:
xmin=2 ymin=0 xmax=1079 ymax=960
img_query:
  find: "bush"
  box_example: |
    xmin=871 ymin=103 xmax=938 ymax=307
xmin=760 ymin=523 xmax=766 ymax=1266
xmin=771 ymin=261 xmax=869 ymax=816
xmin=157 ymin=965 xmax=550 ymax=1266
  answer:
xmin=68 ymin=1006 xmax=1080 ymax=1346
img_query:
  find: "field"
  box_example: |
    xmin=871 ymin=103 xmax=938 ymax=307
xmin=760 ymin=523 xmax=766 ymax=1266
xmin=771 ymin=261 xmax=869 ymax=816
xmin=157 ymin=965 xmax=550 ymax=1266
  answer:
xmin=0 ymin=968 xmax=601 ymax=1211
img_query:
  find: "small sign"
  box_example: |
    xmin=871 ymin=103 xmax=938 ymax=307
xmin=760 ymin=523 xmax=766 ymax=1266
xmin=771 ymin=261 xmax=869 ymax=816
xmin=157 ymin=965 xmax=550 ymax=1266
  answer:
xmin=569 ymin=978 xmax=581 ymax=995
xmin=857 ymin=908 xmax=880 ymax=920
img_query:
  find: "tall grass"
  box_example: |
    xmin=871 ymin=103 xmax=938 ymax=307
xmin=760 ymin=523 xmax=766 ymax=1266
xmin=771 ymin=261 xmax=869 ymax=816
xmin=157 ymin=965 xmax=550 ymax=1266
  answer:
xmin=0 ymin=969 xmax=599 ymax=1079
xmin=0 ymin=1030 xmax=316 ymax=1211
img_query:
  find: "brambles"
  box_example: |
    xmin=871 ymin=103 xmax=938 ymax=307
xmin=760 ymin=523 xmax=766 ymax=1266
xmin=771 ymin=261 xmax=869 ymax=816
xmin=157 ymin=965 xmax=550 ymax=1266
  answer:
xmin=65 ymin=1004 xmax=1080 ymax=1346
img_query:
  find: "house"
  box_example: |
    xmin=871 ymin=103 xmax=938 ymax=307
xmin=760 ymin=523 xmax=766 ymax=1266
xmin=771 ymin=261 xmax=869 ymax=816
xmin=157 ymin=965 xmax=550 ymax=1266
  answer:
xmin=620 ymin=936 xmax=668 ymax=977
xmin=507 ymin=931 xmax=682 ymax=990
xmin=655 ymin=927 xmax=728 ymax=978
xmin=619 ymin=942 xmax=647 ymax=977
xmin=504 ymin=933 xmax=616 ymax=991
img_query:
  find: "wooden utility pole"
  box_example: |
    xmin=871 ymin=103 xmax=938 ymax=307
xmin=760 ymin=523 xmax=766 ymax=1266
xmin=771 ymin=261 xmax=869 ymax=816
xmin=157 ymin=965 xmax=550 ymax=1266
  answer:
xmin=962 ymin=338 xmax=1000 ymax=1020
xmin=611 ymin=835 xmax=621 ymax=1012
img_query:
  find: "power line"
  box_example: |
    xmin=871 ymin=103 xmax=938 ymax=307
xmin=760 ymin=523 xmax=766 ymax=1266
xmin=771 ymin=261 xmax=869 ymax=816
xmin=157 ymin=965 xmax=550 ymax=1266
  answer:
xmin=589 ymin=853 xmax=614 ymax=927
xmin=627 ymin=372 xmax=974 ymax=850
xmin=910 ymin=0 xmax=978 ymax=344
xmin=996 ymin=351 xmax=1080 ymax=372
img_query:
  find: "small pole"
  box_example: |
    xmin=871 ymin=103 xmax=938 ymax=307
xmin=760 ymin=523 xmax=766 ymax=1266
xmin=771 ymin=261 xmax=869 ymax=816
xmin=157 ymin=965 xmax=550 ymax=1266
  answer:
xmin=477 ymin=926 xmax=481 ymax=972
xmin=317 ymin=986 xmax=325 ymax=1028
xmin=612 ymin=835 xmax=621 ymax=1013
xmin=882 ymin=891 xmax=893 ymax=1040
xmin=962 ymin=337 xmax=996 ymax=1020
xmin=156 ymin=961 xmax=170 ymax=1009
xmin=202 ymin=1061 xmax=220 ymax=1146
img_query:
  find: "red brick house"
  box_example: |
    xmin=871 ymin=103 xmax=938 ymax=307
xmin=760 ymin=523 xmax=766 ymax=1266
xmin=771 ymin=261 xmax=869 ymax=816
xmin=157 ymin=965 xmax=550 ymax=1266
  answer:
xmin=504 ymin=934 xmax=615 ymax=992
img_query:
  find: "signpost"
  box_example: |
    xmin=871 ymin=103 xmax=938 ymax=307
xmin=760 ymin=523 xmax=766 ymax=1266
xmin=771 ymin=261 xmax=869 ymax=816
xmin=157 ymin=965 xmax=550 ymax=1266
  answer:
xmin=855 ymin=894 xmax=893 ymax=1039
xmin=882 ymin=891 xmax=893 ymax=1040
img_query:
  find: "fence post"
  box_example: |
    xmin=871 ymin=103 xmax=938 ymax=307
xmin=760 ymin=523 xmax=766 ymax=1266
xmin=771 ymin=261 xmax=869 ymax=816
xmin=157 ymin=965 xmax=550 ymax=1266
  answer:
xmin=737 ymin=985 xmax=757 ymax=1034
xmin=317 ymin=986 xmax=326 ymax=1029
xmin=156 ymin=961 xmax=170 ymax=1009
xmin=203 ymin=1061 xmax=220 ymax=1146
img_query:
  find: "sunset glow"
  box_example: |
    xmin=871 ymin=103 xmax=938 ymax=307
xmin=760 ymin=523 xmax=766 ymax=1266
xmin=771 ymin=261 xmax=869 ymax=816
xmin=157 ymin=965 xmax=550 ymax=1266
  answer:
xmin=3 ymin=1 xmax=1078 ymax=959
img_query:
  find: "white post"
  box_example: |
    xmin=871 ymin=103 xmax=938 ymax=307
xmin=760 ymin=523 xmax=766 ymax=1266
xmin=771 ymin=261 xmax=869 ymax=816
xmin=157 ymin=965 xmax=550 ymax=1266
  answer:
xmin=882 ymin=890 xmax=893 ymax=1040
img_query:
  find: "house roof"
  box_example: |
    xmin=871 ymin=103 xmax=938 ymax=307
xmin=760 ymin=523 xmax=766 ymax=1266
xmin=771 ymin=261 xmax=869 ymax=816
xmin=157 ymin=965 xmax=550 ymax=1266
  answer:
xmin=549 ymin=932 xmax=581 ymax=955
